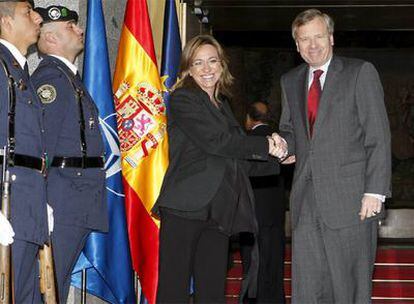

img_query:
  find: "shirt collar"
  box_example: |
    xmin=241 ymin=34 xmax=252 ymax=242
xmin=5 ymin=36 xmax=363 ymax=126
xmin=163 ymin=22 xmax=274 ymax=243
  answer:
xmin=49 ymin=54 xmax=78 ymax=75
xmin=309 ymin=56 xmax=332 ymax=76
xmin=0 ymin=39 xmax=27 ymax=69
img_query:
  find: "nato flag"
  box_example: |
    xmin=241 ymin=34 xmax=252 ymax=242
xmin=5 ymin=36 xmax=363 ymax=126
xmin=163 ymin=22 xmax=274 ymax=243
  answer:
xmin=70 ymin=1 xmax=135 ymax=303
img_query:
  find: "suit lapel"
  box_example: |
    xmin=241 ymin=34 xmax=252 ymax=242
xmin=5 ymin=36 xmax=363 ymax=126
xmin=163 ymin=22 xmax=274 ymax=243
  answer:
xmin=312 ymin=56 xmax=343 ymax=138
xmin=198 ymin=89 xmax=240 ymax=129
xmin=295 ymin=65 xmax=310 ymax=138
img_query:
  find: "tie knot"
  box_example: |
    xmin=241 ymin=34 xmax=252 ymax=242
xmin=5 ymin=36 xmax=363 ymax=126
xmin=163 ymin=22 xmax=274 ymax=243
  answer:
xmin=313 ymin=69 xmax=323 ymax=79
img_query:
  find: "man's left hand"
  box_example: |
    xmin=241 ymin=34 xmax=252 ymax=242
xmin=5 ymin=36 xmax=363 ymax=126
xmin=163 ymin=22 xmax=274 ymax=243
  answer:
xmin=359 ymin=195 xmax=382 ymax=221
xmin=282 ymin=155 xmax=296 ymax=165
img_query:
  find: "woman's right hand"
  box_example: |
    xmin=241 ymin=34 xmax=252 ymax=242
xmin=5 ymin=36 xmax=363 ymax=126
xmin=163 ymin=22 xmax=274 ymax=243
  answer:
xmin=268 ymin=133 xmax=288 ymax=159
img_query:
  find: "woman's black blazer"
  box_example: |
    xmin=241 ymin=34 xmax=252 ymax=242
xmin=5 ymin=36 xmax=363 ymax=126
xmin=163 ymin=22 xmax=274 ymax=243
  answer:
xmin=153 ymin=87 xmax=278 ymax=214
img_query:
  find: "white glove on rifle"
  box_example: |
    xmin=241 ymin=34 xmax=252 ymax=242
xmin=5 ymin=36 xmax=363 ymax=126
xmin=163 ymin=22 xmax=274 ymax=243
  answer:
xmin=47 ymin=204 xmax=54 ymax=235
xmin=0 ymin=211 xmax=14 ymax=246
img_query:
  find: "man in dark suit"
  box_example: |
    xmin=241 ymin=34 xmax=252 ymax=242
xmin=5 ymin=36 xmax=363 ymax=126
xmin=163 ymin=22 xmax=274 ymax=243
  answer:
xmin=240 ymin=101 xmax=286 ymax=304
xmin=274 ymin=9 xmax=392 ymax=303
xmin=0 ymin=1 xmax=46 ymax=302
xmin=32 ymin=5 xmax=108 ymax=302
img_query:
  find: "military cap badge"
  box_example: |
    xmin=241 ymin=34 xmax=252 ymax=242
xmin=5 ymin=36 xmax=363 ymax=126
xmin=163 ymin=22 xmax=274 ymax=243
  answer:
xmin=48 ymin=7 xmax=61 ymax=20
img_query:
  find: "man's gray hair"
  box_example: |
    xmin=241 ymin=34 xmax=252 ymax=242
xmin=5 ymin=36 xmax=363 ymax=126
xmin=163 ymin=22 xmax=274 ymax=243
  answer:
xmin=291 ymin=9 xmax=334 ymax=40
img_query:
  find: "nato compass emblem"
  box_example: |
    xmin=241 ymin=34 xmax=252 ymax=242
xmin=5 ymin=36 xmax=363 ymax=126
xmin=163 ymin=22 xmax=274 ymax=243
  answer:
xmin=99 ymin=114 xmax=124 ymax=197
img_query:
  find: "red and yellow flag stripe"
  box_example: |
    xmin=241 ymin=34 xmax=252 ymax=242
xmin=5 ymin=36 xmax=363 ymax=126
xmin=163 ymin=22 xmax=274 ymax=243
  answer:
xmin=113 ymin=1 xmax=169 ymax=303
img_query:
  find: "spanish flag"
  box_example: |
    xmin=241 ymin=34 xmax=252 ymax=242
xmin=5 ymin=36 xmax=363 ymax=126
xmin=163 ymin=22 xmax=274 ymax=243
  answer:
xmin=113 ymin=1 xmax=168 ymax=303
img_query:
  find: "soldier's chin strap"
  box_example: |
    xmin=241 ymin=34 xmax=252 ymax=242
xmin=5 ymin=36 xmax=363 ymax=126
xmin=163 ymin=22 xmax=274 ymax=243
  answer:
xmin=51 ymin=61 xmax=88 ymax=168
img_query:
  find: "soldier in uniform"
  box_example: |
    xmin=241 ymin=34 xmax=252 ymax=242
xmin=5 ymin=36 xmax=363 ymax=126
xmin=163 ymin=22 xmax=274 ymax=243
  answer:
xmin=32 ymin=5 xmax=108 ymax=303
xmin=0 ymin=0 xmax=47 ymax=302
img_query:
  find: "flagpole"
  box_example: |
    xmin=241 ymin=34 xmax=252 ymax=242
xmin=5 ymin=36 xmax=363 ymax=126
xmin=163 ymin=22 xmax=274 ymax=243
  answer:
xmin=81 ymin=269 xmax=87 ymax=304
xmin=178 ymin=1 xmax=187 ymax=45
xmin=134 ymin=272 xmax=140 ymax=304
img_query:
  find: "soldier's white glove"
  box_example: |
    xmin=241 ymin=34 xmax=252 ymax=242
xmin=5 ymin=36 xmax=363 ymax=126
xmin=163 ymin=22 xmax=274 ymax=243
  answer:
xmin=47 ymin=204 xmax=54 ymax=235
xmin=0 ymin=212 xmax=14 ymax=246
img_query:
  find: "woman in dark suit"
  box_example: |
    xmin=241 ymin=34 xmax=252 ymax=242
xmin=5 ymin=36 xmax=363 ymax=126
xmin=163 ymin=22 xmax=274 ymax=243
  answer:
xmin=153 ymin=35 xmax=281 ymax=303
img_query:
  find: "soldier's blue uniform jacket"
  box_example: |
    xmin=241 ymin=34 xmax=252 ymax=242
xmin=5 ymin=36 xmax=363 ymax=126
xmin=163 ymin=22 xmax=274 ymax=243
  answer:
xmin=0 ymin=43 xmax=48 ymax=245
xmin=32 ymin=55 xmax=108 ymax=231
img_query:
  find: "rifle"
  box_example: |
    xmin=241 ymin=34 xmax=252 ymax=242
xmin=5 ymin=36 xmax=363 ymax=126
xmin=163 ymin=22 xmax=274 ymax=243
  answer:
xmin=39 ymin=241 xmax=58 ymax=303
xmin=0 ymin=146 xmax=12 ymax=304
xmin=0 ymin=55 xmax=16 ymax=304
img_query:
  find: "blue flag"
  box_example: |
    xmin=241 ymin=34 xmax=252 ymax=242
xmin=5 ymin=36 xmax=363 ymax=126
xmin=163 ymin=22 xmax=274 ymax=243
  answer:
xmin=70 ymin=0 xmax=135 ymax=303
xmin=161 ymin=0 xmax=182 ymax=104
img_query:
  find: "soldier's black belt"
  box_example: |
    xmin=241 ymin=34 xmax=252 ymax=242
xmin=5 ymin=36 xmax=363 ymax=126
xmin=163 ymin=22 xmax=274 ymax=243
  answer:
xmin=51 ymin=156 xmax=104 ymax=169
xmin=0 ymin=154 xmax=47 ymax=174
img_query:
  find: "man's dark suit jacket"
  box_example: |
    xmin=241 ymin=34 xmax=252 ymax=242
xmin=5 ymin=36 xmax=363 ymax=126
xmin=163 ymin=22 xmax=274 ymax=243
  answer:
xmin=249 ymin=125 xmax=286 ymax=227
xmin=240 ymin=124 xmax=286 ymax=303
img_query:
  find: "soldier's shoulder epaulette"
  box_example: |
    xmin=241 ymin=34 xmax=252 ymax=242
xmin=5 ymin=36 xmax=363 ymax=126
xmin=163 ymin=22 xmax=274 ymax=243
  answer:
xmin=33 ymin=61 xmax=65 ymax=82
xmin=0 ymin=53 xmax=18 ymax=76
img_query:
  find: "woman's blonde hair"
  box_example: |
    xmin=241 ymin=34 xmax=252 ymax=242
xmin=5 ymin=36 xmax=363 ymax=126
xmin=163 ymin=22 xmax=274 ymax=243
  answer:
xmin=174 ymin=35 xmax=234 ymax=98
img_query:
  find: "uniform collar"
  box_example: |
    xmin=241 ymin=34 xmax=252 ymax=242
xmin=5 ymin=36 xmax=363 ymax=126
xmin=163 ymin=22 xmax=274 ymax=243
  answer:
xmin=49 ymin=54 xmax=78 ymax=75
xmin=0 ymin=39 xmax=27 ymax=69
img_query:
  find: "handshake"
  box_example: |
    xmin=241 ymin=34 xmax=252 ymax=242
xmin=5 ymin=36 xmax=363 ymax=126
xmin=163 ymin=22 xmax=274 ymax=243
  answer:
xmin=267 ymin=133 xmax=295 ymax=164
